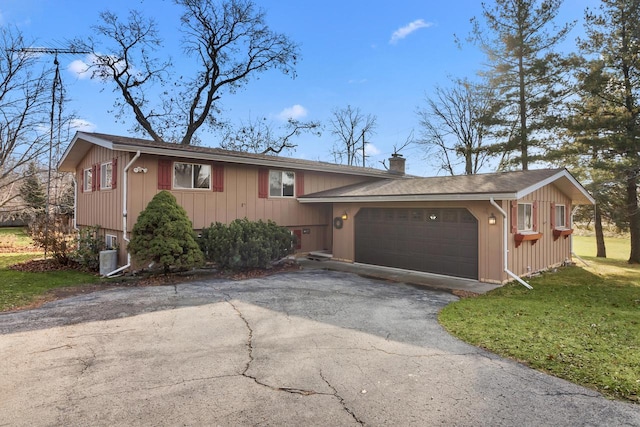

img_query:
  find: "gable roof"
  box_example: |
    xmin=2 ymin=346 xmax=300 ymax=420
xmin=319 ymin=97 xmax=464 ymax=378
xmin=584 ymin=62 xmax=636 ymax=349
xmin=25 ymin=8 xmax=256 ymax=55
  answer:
xmin=299 ymin=168 xmax=595 ymax=205
xmin=58 ymin=132 xmax=400 ymax=179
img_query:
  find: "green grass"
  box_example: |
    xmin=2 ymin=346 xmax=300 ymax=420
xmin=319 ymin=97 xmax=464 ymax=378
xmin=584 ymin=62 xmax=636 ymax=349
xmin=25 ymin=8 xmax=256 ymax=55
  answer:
xmin=0 ymin=227 xmax=33 ymax=248
xmin=0 ymin=253 xmax=102 ymax=312
xmin=440 ymin=236 xmax=640 ymax=402
xmin=573 ymin=235 xmax=631 ymax=261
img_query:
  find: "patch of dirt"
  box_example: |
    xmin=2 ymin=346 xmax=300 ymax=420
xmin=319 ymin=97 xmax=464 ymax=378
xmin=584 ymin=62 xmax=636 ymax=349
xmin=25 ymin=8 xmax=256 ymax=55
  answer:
xmin=452 ymin=289 xmax=481 ymax=298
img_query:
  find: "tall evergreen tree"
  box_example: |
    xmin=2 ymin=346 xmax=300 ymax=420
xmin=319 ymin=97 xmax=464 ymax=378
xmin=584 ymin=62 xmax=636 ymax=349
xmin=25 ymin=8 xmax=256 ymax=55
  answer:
xmin=471 ymin=0 xmax=574 ymax=170
xmin=20 ymin=162 xmax=46 ymax=221
xmin=575 ymin=0 xmax=640 ymax=264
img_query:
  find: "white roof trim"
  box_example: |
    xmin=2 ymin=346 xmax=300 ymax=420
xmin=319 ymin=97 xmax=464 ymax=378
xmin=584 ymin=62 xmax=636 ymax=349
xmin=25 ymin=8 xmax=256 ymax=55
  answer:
xmin=298 ymin=193 xmax=518 ymax=203
xmin=516 ymin=169 xmax=595 ymax=204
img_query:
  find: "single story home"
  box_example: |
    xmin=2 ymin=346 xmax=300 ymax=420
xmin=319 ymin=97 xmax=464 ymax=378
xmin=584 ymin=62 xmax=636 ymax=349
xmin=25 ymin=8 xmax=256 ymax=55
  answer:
xmin=58 ymin=132 xmax=594 ymax=284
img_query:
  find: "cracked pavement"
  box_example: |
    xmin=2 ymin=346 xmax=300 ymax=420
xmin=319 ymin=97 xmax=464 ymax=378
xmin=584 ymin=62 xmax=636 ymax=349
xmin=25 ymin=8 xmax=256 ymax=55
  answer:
xmin=1 ymin=270 xmax=639 ymax=426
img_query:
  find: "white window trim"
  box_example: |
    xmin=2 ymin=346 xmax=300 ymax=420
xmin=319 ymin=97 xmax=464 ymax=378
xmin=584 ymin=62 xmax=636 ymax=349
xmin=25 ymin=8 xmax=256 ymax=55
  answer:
xmin=555 ymin=204 xmax=567 ymax=229
xmin=100 ymin=161 xmax=113 ymax=190
xmin=83 ymin=168 xmax=92 ymax=192
xmin=105 ymin=234 xmax=118 ymax=250
xmin=517 ymin=203 xmax=533 ymax=232
xmin=269 ymin=170 xmax=296 ymax=198
xmin=173 ymin=162 xmax=211 ymax=190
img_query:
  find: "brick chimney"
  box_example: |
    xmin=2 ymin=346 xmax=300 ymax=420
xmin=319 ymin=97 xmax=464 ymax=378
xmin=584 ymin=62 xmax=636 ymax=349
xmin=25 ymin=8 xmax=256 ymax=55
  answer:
xmin=388 ymin=153 xmax=405 ymax=175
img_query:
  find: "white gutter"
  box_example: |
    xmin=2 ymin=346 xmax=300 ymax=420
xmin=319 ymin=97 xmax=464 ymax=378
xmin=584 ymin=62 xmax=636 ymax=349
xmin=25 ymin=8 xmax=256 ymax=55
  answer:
xmin=490 ymin=197 xmax=533 ymax=290
xmin=571 ymin=206 xmax=589 ymax=266
xmin=105 ymin=151 xmax=141 ymax=277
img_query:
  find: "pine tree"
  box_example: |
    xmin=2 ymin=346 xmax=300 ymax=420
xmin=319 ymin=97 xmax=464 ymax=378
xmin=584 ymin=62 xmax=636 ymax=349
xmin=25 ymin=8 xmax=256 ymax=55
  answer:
xmin=575 ymin=0 xmax=640 ymax=264
xmin=20 ymin=162 xmax=46 ymax=221
xmin=471 ymin=0 xmax=574 ymax=170
xmin=129 ymin=190 xmax=204 ymax=273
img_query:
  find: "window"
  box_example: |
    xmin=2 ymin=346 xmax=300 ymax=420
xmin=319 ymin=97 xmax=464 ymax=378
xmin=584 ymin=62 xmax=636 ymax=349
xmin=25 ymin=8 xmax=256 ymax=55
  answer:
xmin=105 ymin=234 xmax=118 ymax=250
xmin=101 ymin=162 xmax=113 ymax=189
xmin=173 ymin=162 xmax=211 ymax=189
xmin=269 ymin=170 xmax=295 ymax=197
xmin=83 ymin=168 xmax=92 ymax=192
xmin=517 ymin=203 xmax=533 ymax=231
xmin=555 ymin=204 xmax=566 ymax=228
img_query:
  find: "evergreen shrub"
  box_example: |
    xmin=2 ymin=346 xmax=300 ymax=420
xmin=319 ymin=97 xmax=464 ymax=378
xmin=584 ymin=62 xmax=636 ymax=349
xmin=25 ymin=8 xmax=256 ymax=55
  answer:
xmin=199 ymin=218 xmax=294 ymax=270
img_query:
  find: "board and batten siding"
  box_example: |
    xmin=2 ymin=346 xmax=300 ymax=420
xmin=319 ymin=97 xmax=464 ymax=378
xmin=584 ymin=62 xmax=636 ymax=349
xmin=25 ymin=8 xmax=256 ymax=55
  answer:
xmin=507 ymin=184 xmax=573 ymax=278
xmin=121 ymin=154 xmax=375 ymax=252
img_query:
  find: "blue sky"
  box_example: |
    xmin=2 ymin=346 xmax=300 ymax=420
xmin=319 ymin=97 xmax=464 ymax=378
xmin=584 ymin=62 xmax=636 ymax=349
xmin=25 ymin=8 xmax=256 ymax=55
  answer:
xmin=1 ymin=0 xmax=598 ymax=175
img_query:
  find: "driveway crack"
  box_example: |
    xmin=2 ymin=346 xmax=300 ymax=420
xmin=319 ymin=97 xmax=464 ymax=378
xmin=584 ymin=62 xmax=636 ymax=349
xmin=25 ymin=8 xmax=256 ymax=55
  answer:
xmin=226 ymin=300 xmax=322 ymax=397
xmin=320 ymin=369 xmax=364 ymax=425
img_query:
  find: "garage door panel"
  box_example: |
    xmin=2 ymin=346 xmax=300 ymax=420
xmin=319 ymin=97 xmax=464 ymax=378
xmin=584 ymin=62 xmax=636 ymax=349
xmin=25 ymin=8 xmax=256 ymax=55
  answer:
xmin=355 ymin=208 xmax=478 ymax=279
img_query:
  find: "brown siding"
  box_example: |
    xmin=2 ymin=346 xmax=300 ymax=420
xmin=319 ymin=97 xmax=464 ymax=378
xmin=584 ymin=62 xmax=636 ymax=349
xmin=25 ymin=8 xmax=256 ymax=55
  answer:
xmin=507 ymin=185 xmax=573 ymax=279
xmin=124 ymin=156 xmax=374 ymax=253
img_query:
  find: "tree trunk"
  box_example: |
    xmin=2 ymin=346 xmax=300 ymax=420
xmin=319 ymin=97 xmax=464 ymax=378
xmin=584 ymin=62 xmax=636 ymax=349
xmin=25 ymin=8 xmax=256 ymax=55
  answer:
xmin=518 ymin=53 xmax=528 ymax=170
xmin=594 ymin=204 xmax=606 ymax=258
xmin=627 ymin=172 xmax=640 ymax=263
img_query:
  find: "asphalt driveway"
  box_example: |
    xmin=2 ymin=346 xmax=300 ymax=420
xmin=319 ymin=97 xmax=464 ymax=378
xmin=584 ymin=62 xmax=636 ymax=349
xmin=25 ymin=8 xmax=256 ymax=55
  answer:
xmin=1 ymin=270 xmax=638 ymax=426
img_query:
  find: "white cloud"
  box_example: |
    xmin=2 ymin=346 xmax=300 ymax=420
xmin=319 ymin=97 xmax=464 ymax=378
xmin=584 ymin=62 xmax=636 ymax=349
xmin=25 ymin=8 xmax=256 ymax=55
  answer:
xmin=68 ymin=59 xmax=92 ymax=79
xmin=276 ymin=104 xmax=308 ymax=121
xmin=70 ymin=118 xmax=97 ymax=132
xmin=365 ymin=143 xmax=381 ymax=157
xmin=389 ymin=19 xmax=433 ymax=44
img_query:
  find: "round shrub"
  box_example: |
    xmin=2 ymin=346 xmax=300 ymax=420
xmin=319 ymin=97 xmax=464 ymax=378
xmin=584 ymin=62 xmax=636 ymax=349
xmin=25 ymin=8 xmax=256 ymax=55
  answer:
xmin=129 ymin=190 xmax=204 ymax=273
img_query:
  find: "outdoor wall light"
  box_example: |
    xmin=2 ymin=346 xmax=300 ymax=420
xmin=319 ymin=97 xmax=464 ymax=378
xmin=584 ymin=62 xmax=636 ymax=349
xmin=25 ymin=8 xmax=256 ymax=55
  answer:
xmin=488 ymin=213 xmax=497 ymax=225
xmin=341 ymin=212 xmax=348 ymax=220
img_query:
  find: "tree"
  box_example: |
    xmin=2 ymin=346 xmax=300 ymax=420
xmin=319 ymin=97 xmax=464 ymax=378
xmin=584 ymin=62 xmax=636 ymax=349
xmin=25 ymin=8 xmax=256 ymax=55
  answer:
xmin=417 ymin=78 xmax=494 ymax=175
xmin=572 ymin=0 xmax=640 ymax=263
xmin=129 ymin=190 xmax=204 ymax=273
xmin=75 ymin=0 xmax=300 ymax=145
xmin=330 ymin=105 xmax=377 ymax=166
xmin=470 ymin=0 xmax=575 ymax=170
xmin=0 ymin=27 xmax=57 ymax=216
xmin=20 ymin=162 xmax=46 ymax=221
xmin=219 ymin=117 xmax=321 ymax=155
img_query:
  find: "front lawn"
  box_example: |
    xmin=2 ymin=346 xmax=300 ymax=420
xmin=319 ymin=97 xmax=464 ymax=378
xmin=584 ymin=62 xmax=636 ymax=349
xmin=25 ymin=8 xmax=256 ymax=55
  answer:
xmin=0 ymin=253 xmax=102 ymax=312
xmin=439 ymin=235 xmax=640 ymax=402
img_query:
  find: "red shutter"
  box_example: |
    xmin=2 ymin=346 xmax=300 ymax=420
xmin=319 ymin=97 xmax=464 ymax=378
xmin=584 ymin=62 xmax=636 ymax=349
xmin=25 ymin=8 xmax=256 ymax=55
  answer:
xmin=295 ymin=171 xmax=304 ymax=197
xmin=510 ymin=201 xmax=518 ymax=234
xmin=212 ymin=164 xmax=224 ymax=192
xmin=550 ymin=202 xmax=555 ymax=229
xmin=91 ymin=164 xmax=97 ymax=192
xmin=158 ymin=159 xmax=172 ymax=190
xmin=532 ymin=201 xmax=538 ymax=231
xmin=293 ymin=229 xmax=302 ymax=250
xmin=96 ymin=164 xmax=101 ymax=191
xmin=112 ymin=158 xmax=118 ymax=189
xmin=258 ymin=168 xmax=268 ymax=198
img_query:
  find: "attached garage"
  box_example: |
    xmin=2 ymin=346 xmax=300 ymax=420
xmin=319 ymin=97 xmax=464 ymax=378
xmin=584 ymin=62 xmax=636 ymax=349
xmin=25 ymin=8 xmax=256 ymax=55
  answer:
xmin=354 ymin=208 xmax=478 ymax=279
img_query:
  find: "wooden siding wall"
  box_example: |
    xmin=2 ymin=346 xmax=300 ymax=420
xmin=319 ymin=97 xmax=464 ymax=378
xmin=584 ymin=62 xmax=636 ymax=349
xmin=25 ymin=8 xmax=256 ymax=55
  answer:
xmin=507 ymin=185 xmax=573 ymax=278
xmin=123 ymin=154 xmax=372 ymax=252
xmin=331 ymin=201 xmax=504 ymax=282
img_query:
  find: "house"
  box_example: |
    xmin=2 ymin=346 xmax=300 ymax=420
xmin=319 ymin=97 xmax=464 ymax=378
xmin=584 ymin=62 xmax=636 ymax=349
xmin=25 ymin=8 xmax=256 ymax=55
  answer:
xmin=58 ymin=132 xmax=594 ymax=284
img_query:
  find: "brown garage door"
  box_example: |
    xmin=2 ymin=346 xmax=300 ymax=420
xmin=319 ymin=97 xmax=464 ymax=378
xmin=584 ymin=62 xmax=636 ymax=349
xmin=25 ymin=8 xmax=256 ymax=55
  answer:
xmin=355 ymin=208 xmax=478 ymax=279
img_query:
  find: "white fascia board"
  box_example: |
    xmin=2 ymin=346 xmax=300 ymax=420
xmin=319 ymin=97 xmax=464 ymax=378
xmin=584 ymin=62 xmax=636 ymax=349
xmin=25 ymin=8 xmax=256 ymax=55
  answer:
xmin=58 ymin=132 xmax=116 ymax=171
xmin=515 ymin=169 xmax=595 ymax=204
xmin=111 ymin=143 xmax=392 ymax=178
xmin=297 ymin=193 xmax=517 ymax=203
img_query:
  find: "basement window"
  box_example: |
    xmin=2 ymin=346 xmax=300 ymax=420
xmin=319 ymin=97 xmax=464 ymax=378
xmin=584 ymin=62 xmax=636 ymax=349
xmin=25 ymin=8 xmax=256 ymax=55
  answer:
xmin=105 ymin=234 xmax=118 ymax=250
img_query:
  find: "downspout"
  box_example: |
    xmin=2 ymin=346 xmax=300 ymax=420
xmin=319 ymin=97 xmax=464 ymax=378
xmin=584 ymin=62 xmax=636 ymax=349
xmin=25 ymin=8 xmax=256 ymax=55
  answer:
xmin=105 ymin=151 xmax=141 ymax=277
xmin=571 ymin=206 xmax=589 ymax=266
xmin=490 ymin=198 xmax=533 ymax=290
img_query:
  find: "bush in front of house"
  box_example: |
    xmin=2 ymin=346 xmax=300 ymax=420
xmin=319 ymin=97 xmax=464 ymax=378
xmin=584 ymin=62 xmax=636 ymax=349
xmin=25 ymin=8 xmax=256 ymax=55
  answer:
xmin=199 ymin=218 xmax=294 ymax=270
xmin=72 ymin=225 xmax=106 ymax=271
xmin=129 ymin=190 xmax=204 ymax=274
xmin=28 ymin=216 xmax=75 ymax=265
